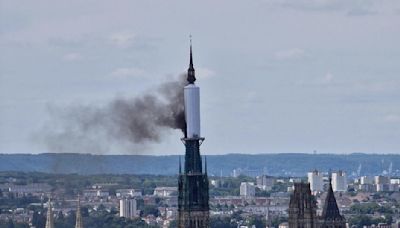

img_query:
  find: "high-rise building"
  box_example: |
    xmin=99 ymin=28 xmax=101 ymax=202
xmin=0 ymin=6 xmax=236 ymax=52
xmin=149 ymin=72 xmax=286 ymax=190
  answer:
xmin=119 ymin=198 xmax=137 ymax=218
xmin=75 ymin=196 xmax=83 ymax=228
xmin=375 ymin=175 xmax=390 ymax=192
xmin=45 ymin=198 xmax=54 ymax=228
xmin=240 ymin=182 xmax=256 ymax=198
xmin=375 ymin=175 xmax=390 ymax=184
xmin=256 ymin=175 xmax=276 ymax=191
xmin=232 ymin=168 xmax=243 ymax=178
xmin=178 ymin=42 xmax=209 ymax=228
xmin=360 ymin=176 xmax=373 ymax=185
xmin=288 ymin=182 xmax=318 ymax=228
xmin=319 ymin=179 xmax=346 ymax=228
xmin=308 ymin=170 xmax=324 ymax=193
xmin=153 ymin=187 xmax=178 ymax=197
xmin=116 ymin=189 xmax=142 ymax=198
xmin=331 ymin=171 xmax=347 ymax=192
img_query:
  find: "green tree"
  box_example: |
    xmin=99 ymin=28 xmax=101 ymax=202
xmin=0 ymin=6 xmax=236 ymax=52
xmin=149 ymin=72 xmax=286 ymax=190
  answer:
xmin=168 ymin=220 xmax=177 ymax=228
xmin=248 ymin=215 xmax=265 ymax=228
xmin=210 ymin=217 xmax=236 ymax=228
xmin=32 ymin=211 xmax=46 ymax=228
xmin=141 ymin=205 xmax=159 ymax=217
xmin=7 ymin=220 xmax=15 ymax=228
xmin=81 ymin=206 xmax=89 ymax=217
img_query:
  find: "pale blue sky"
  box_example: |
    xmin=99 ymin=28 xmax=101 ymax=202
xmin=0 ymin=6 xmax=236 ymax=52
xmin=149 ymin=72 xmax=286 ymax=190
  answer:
xmin=1 ymin=0 xmax=400 ymax=154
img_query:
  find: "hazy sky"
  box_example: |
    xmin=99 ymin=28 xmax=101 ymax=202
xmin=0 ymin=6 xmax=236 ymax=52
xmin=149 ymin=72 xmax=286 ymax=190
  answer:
xmin=1 ymin=0 xmax=400 ymax=155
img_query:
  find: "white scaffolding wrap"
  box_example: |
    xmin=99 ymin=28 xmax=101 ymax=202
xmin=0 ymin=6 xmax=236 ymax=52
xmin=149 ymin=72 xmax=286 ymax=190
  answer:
xmin=184 ymin=84 xmax=200 ymax=138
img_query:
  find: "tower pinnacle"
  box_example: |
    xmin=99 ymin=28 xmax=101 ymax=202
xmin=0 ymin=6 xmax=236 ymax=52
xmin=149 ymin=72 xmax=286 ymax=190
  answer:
xmin=187 ymin=37 xmax=196 ymax=84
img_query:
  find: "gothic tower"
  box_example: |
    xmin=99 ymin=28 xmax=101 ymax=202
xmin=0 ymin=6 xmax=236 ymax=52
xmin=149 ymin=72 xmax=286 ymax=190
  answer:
xmin=288 ymin=182 xmax=318 ymax=228
xmin=178 ymin=42 xmax=210 ymax=228
xmin=319 ymin=179 xmax=346 ymax=228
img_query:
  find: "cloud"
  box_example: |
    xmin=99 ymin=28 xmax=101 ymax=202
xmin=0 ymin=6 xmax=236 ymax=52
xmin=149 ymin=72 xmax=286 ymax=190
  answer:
xmin=63 ymin=52 xmax=82 ymax=61
xmin=347 ymin=8 xmax=378 ymax=16
xmin=296 ymin=72 xmax=339 ymax=88
xmin=109 ymin=31 xmax=136 ymax=48
xmin=266 ymin=0 xmax=374 ymax=12
xmin=265 ymin=0 xmax=400 ymax=16
xmin=109 ymin=67 xmax=145 ymax=79
xmin=266 ymin=0 xmax=347 ymax=11
xmin=196 ymin=67 xmax=216 ymax=79
xmin=383 ymin=114 xmax=400 ymax=123
xmin=319 ymin=72 xmax=334 ymax=84
xmin=353 ymin=80 xmax=400 ymax=93
xmin=274 ymin=48 xmax=305 ymax=60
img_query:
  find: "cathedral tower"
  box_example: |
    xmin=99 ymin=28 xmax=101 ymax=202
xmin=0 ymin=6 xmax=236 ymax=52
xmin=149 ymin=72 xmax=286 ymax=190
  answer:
xmin=288 ymin=182 xmax=318 ymax=228
xmin=178 ymin=41 xmax=210 ymax=228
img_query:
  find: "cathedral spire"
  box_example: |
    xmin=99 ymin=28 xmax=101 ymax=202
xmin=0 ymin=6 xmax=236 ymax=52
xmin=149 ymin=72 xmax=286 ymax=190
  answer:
xmin=321 ymin=179 xmax=343 ymax=220
xmin=179 ymin=40 xmax=209 ymax=228
xmin=187 ymin=36 xmax=196 ymax=84
xmin=319 ymin=178 xmax=346 ymax=227
xmin=189 ymin=36 xmax=194 ymax=69
xmin=45 ymin=198 xmax=54 ymax=228
xmin=75 ymin=195 xmax=84 ymax=228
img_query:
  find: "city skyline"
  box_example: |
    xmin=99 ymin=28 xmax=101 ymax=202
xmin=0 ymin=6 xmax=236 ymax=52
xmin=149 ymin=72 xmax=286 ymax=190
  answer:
xmin=1 ymin=0 xmax=400 ymax=155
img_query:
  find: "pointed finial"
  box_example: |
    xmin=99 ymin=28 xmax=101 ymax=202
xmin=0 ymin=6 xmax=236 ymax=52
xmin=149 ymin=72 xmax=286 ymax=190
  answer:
xmin=189 ymin=37 xmax=194 ymax=68
xmin=187 ymin=35 xmax=196 ymax=84
xmin=328 ymin=169 xmax=334 ymax=191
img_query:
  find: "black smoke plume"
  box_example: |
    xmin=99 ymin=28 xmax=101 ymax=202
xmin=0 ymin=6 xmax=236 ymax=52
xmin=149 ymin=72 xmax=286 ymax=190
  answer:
xmin=40 ymin=75 xmax=187 ymax=153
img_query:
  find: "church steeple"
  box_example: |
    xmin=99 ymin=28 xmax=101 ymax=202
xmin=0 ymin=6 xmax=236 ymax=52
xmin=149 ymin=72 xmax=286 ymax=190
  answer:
xmin=319 ymin=178 xmax=346 ymax=227
xmin=187 ymin=36 xmax=196 ymax=84
xmin=321 ymin=179 xmax=343 ymax=220
xmin=178 ymin=39 xmax=209 ymax=228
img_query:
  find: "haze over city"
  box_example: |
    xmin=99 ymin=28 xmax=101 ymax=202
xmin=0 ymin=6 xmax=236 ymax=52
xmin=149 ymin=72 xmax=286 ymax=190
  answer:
xmin=1 ymin=0 xmax=400 ymax=155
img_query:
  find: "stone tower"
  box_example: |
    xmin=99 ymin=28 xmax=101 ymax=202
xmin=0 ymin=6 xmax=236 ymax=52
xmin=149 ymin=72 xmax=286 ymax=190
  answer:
xmin=288 ymin=182 xmax=318 ymax=228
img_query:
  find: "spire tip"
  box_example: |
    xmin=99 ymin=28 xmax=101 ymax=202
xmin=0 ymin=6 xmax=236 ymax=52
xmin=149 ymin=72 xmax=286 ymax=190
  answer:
xmin=187 ymin=35 xmax=196 ymax=84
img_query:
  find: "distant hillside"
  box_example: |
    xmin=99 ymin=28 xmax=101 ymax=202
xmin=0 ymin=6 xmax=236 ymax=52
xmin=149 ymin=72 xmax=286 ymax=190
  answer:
xmin=0 ymin=153 xmax=399 ymax=177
